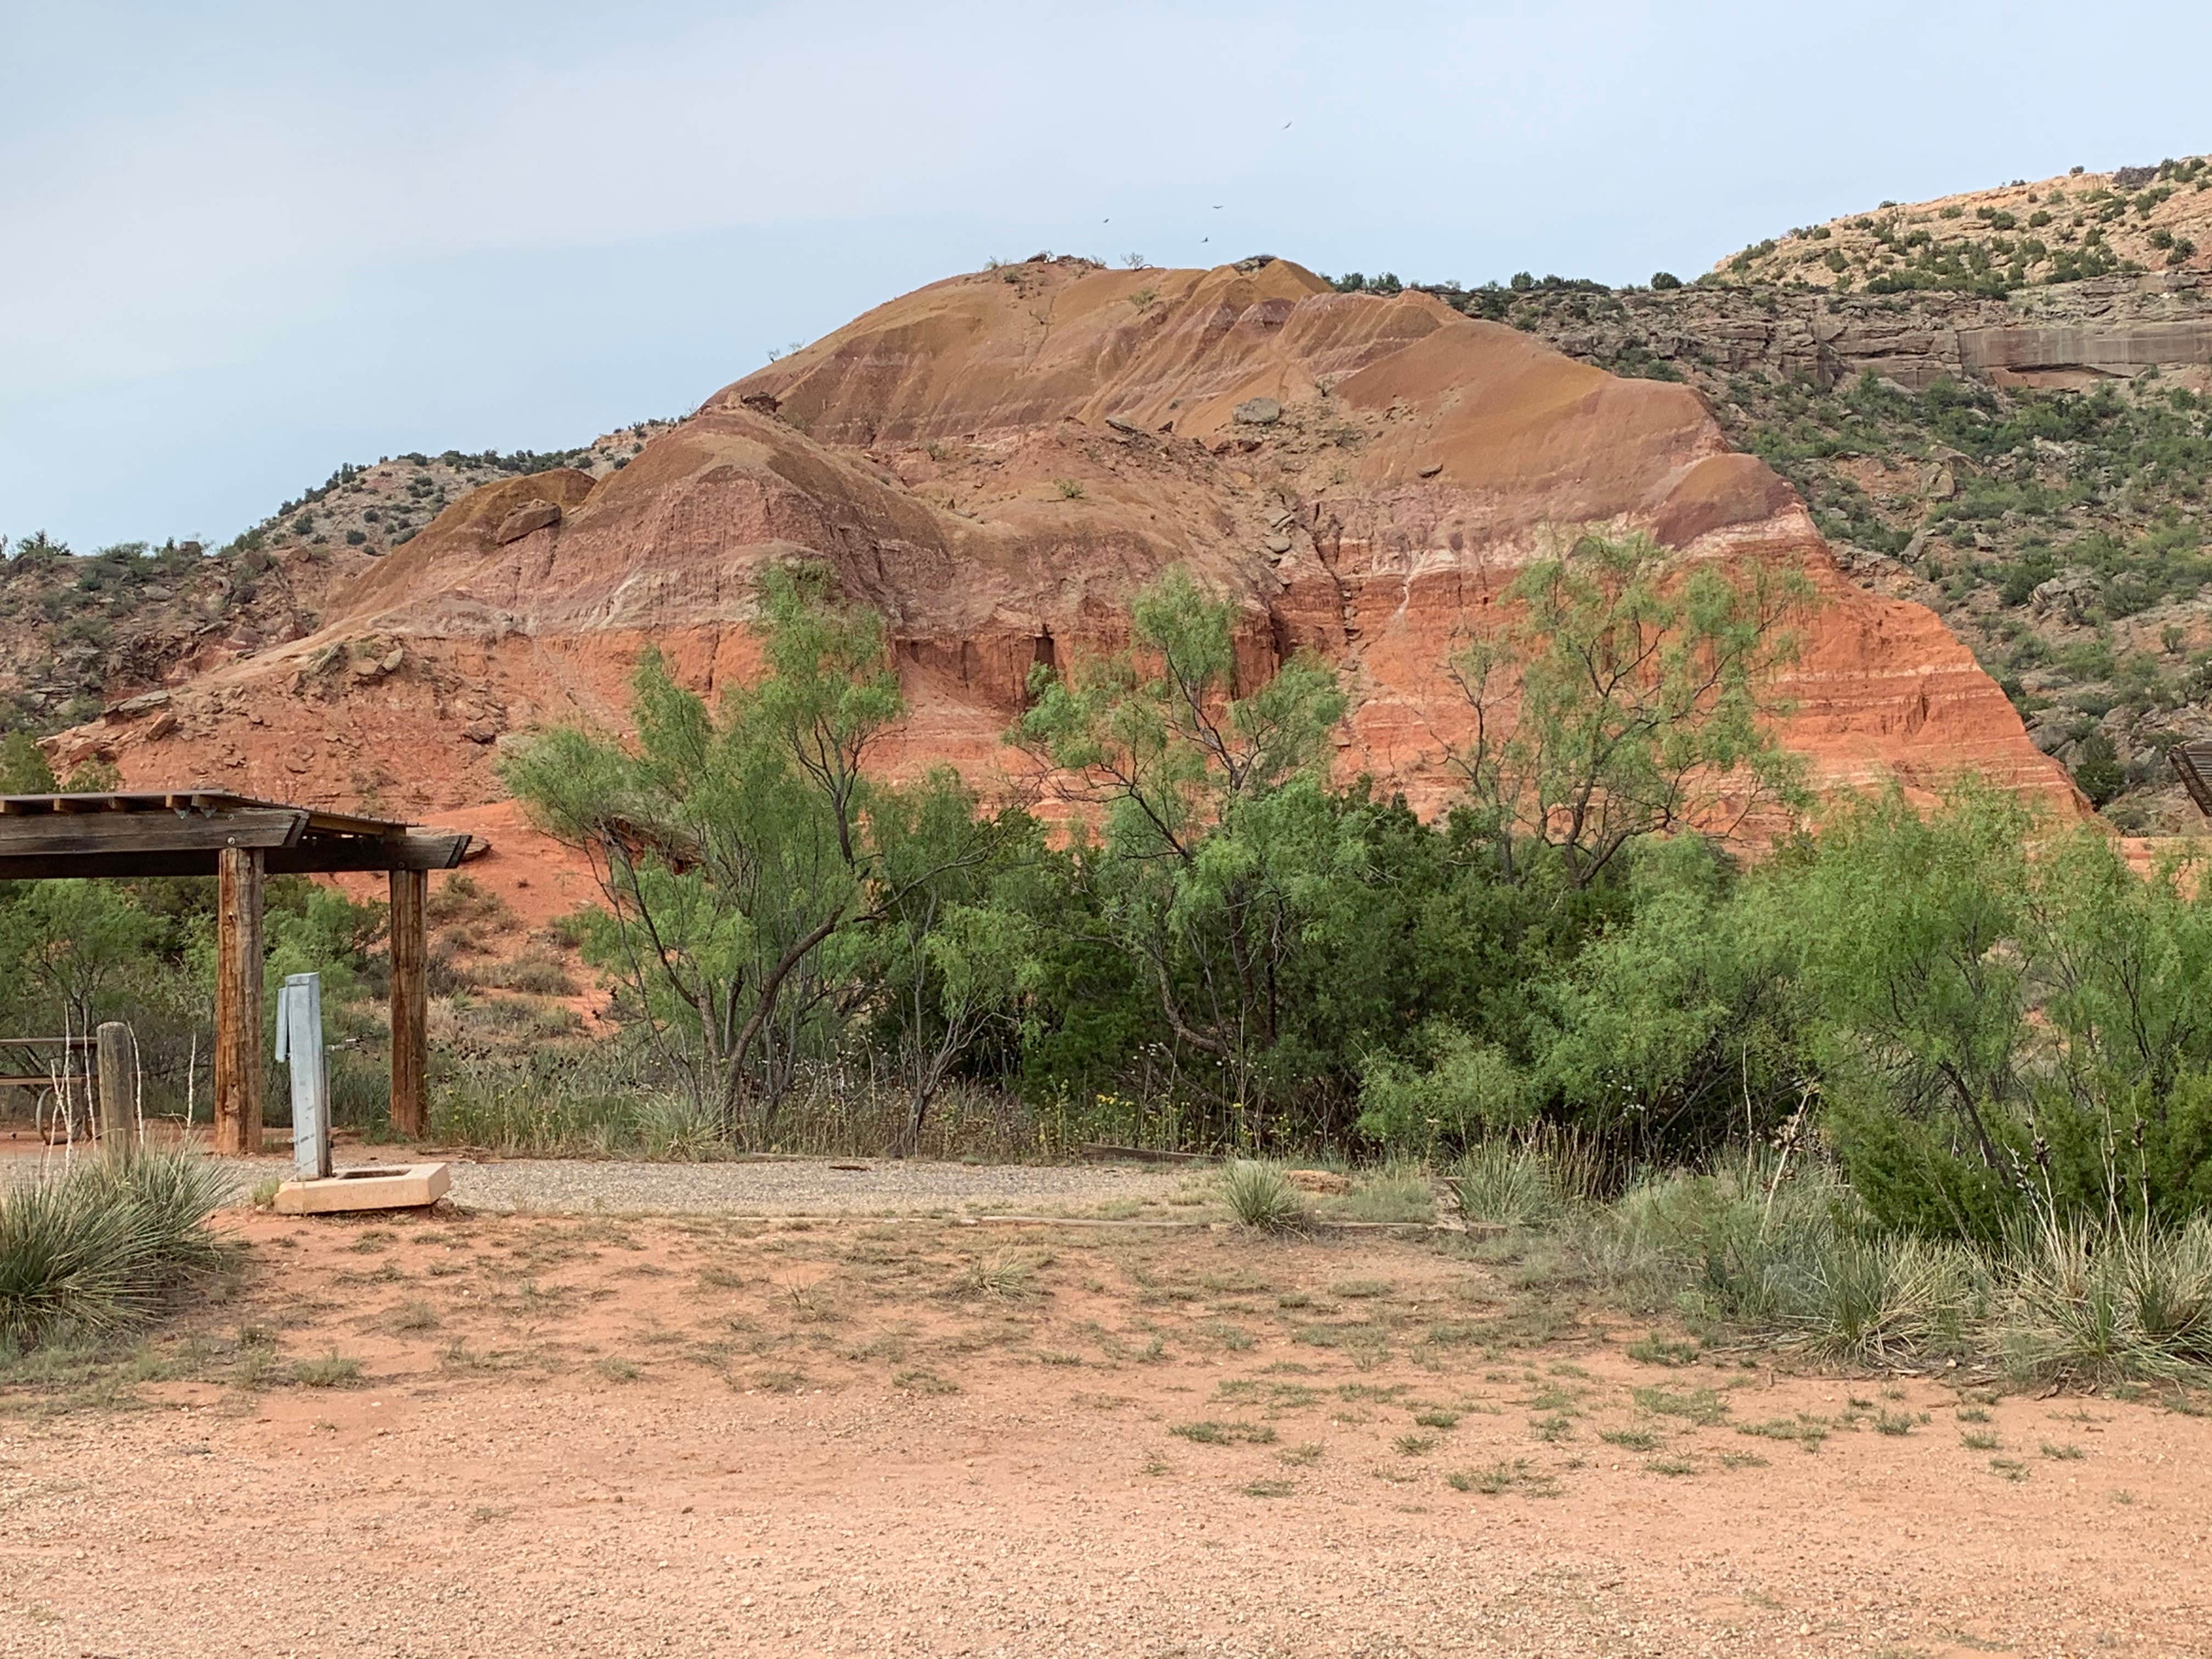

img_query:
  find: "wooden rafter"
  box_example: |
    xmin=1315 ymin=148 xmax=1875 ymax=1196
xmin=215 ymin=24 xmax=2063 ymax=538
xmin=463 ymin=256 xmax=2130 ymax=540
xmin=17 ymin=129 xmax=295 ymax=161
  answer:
xmin=0 ymin=792 xmax=470 ymax=879
xmin=2174 ymin=741 xmax=2212 ymax=819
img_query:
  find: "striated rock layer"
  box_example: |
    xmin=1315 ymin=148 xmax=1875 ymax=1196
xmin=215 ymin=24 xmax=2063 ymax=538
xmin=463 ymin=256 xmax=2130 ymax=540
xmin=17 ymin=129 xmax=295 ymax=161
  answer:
xmin=83 ymin=257 xmax=2080 ymax=858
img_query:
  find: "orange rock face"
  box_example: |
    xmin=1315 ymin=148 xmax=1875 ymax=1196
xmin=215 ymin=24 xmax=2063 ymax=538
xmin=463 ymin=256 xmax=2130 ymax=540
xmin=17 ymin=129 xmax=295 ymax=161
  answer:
xmin=88 ymin=256 xmax=2079 ymax=866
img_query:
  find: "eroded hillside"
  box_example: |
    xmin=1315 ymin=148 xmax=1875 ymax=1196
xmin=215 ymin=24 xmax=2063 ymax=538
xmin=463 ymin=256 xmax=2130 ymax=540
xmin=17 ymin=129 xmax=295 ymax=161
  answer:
xmin=30 ymin=258 xmax=2068 ymax=868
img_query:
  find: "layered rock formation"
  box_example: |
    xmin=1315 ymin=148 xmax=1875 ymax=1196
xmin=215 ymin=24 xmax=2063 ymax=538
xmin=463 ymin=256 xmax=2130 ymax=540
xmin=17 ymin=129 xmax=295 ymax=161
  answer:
xmin=76 ymin=256 xmax=2079 ymax=857
xmin=1511 ymin=271 xmax=2212 ymax=394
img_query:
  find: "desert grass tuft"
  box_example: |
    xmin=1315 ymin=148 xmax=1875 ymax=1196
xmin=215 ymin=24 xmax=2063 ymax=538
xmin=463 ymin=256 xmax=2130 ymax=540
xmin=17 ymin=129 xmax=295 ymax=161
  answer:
xmin=294 ymin=1352 xmax=364 ymax=1389
xmin=1221 ymin=1163 xmax=1310 ymax=1233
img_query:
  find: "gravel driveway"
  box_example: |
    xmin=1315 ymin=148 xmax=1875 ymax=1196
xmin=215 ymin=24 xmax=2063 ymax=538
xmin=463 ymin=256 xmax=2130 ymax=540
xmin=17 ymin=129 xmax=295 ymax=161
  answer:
xmin=437 ymin=1155 xmax=1199 ymax=1216
xmin=3 ymin=1139 xmax=1208 ymax=1218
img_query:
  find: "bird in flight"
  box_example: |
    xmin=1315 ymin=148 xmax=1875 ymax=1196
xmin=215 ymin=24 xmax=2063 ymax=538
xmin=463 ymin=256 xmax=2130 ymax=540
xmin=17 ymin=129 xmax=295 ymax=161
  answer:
xmin=1282 ymin=120 xmax=1293 ymax=129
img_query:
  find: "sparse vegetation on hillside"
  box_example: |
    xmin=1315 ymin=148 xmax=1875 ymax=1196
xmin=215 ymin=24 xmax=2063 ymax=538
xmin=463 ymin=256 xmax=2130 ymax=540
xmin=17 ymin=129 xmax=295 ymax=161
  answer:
xmin=1713 ymin=156 xmax=2211 ymax=294
xmin=1396 ymin=270 xmax=2212 ymax=828
xmin=0 ymin=420 xmax=676 ymax=744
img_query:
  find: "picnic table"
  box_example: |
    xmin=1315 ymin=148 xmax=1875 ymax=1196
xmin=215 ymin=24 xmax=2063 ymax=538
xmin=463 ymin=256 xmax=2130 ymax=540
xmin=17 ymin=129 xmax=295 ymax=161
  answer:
xmin=0 ymin=1035 xmax=102 ymax=1142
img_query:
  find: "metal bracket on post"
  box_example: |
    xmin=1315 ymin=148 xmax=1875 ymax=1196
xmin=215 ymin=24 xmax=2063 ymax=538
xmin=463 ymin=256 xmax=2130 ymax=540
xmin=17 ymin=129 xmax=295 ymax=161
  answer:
xmin=274 ymin=972 xmax=332 ymax=1181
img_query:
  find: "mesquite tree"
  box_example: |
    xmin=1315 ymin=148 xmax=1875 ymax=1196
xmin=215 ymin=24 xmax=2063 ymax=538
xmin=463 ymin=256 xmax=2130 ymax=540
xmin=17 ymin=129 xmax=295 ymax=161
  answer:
xmin=506 ymin=563 xmax=1001 ymax=1138
xmin=1448 ymin=530 xmax=1811 ymax=889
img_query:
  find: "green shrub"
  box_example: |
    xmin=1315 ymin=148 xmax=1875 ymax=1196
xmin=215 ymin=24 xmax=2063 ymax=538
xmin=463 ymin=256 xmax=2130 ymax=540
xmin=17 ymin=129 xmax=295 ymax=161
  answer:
xmin=1826 ymin=1097 xmax=2020 ymax=1242
xmin=1357 ymin=1025 xmax=1532 ymax=1149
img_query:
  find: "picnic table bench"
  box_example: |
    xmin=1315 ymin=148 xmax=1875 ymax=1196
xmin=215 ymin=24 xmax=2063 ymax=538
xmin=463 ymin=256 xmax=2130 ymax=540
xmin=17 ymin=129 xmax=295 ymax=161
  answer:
xmin=0 ymin=1035 xmax=103 ymax=1142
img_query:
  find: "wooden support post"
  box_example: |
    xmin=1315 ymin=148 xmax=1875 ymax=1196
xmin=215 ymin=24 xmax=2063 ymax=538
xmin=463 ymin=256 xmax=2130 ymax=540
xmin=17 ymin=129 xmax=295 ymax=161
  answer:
xmin=95 ymin=1021 xmax=139 ymax=1154
xmin=214 ymin=843 xmax=264 ymax=1155
xmin=390 ymin=867 xmax=429 ymax=1141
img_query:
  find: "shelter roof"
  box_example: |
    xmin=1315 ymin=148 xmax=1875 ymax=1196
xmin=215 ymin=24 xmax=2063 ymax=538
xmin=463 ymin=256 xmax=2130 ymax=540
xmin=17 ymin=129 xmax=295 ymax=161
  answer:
xmin=0 ymin=790 xmax=472 ymax=879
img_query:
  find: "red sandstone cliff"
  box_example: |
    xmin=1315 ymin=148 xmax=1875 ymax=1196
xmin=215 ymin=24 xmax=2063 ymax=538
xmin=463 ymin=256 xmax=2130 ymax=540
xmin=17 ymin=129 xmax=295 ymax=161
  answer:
xmin=77 ymin=255 xmax=2080 ymax=885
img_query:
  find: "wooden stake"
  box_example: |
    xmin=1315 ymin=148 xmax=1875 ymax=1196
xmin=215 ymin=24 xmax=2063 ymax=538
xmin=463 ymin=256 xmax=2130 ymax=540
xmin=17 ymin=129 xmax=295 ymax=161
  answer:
xmin=95 ymin=1022 xmax=138 ymax=1154
xmin=214 ymin=842 xmax=264 ymax=1155
xmin=390 ymin=866 xmax=429 ymax=1140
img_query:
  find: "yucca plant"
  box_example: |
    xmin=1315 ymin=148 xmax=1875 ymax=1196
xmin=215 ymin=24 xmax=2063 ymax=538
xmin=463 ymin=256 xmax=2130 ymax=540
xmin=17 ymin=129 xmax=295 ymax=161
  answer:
xmin=0 ymin=1149 xmax=232 ymax=1346
xmin=1784 ymin=1232 xmax=1981 ymax=1364
xmin=634 ymin=1093 xmax=726 ymax=1161
xmin=1454 ymin=1141 xmax=1562 ymax=1228
xmin=1221 ymin=1161 xmax=1309 ymax=1233
xmin=2000 ymin=1212 xmax=2212 ymax=1383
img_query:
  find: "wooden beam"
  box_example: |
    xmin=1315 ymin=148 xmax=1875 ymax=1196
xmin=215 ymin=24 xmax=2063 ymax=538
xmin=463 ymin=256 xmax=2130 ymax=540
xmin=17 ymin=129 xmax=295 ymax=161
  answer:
xmin=2174 ymin=743 xmax=2212 ymax=819
xmin=389 ymin=867 xmax=429 ymax=1141
xmin=0 ymin=832 xmax=472 ymax=882
xmin=214 ymin=844 xmax=264 ymax=1156
xmin=0 ymin=808 xmax=304 ymax=859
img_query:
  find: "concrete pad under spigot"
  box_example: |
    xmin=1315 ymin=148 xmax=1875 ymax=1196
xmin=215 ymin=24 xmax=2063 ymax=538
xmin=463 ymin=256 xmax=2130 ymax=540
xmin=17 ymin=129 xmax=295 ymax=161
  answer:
xmin=272 ymin=1161 xmax=450 ymax=1215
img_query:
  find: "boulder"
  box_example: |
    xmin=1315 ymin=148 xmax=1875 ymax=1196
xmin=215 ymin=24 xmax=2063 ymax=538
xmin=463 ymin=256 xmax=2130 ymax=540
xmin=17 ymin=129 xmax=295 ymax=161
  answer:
xmin=492 ymin=499 xmax=563 ymax=544
xmin=2030 ymin=571 xmax=2100 ymax=623
xmin=104 ymin=690 xmax=172 ymax=720
xmin=1233 ymin=396 xmax=1283 ymax=426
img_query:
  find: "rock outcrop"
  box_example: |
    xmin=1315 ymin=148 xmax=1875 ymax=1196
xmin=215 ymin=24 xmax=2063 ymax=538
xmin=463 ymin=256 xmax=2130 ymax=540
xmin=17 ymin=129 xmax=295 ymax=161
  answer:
xmin=1518 ymin=272 xmax=2212 ymax=393
xmin=80 ymin=256 xmax=2079 ymax=838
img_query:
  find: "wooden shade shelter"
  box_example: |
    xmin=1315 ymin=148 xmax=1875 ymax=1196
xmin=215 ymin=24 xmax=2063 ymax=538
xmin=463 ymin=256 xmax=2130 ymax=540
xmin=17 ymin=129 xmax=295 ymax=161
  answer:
xmin=0 ymin=792 xmax=470 ymax=1152
xmin=2174 ymin=741 xmax=2212 ymax=819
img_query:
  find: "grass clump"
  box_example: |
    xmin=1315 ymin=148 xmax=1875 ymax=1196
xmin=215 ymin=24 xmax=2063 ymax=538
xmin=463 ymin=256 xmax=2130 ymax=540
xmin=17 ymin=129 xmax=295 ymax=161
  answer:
xmin=294 ymin=1352 xmax=364 ymax=1389
xmin=0 ymin=1150 xmax=231 ymax=1347
xmin=1221 ymin=1163 xmax=1310 ymax=1233
xmin=1447 ymin=1459 xmax=1560 ymax=1497
xmin=1998 ymin=1214 xmax=2212 ymax=1384
xmin=893 ymin=1367 xmax=960 ymax=1395
xmin=1633 ymin=1385 xmax=1729 ymax=1426
xmin=1170 ymin=1419 xmax=1277 ymax=1446
xmin=1626 ymin=1333 xmax=1699 ymax=1367
xmin=1340 ymin=1163 xmax=1435 ymax=1224
xmin=955 ymin=1248 xmax=1042 ymax=1303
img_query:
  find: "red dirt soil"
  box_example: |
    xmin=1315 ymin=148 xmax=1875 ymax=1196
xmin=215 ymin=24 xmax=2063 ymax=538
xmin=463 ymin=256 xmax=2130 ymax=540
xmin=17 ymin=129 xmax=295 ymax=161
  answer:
xmin=66 ymin=256 xmax=2080 ymax=922
xmin=2 ymin=1209 xmax=2203 ymax=1658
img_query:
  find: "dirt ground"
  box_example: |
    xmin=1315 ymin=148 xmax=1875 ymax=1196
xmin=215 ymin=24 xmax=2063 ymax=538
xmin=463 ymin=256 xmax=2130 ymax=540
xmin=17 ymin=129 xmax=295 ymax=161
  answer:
xmin=2 ymin=1201 xmax=2209 ymax=1658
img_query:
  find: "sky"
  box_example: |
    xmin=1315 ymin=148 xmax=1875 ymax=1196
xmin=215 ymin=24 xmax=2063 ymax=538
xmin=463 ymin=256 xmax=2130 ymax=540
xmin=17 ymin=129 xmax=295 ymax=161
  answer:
xmin=5 ymin=0 xmax=2209 ymax=554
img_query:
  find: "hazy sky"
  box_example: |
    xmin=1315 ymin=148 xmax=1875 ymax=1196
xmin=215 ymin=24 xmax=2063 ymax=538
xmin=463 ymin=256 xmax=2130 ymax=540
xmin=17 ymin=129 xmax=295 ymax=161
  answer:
xmin=6 ymin=0 xmax=2209 ymax=552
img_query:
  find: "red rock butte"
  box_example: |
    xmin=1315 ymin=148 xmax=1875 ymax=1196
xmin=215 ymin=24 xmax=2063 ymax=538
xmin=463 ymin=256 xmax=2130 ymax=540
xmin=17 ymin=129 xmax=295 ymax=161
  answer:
xmin=87 ymin=255 xmax=2079 ymax=893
